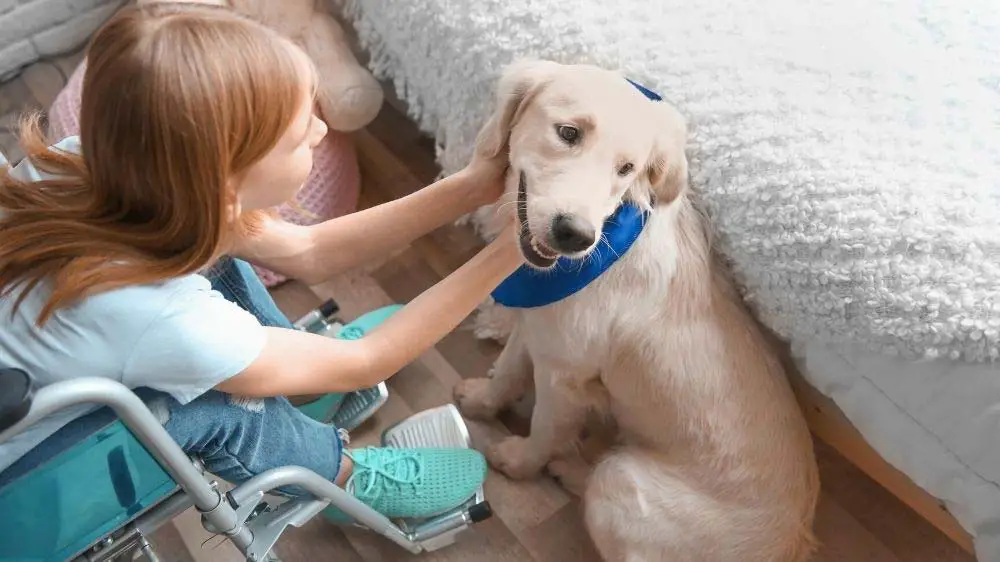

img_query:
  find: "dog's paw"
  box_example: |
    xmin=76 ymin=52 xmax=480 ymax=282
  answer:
xmin=472 ymin=302 xmax=514 ymax=343
xmin=454 ymin=378 xmax=500 ymax=420
xmin=546 ymin=457 xmax=590 ymax=497
xmin=487 ymin=436 xmax=544 ymax=480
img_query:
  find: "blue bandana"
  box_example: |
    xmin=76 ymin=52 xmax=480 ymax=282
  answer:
xmin=490 ymin=78 xmax=663 ymax=309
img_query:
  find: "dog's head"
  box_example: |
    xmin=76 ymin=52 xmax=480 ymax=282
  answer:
xmin=477 ymin=60 xmax=688 ymax=269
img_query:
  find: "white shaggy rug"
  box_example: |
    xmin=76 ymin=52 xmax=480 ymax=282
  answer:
xmin=342 ymin=0 xmax=1000 ymax=363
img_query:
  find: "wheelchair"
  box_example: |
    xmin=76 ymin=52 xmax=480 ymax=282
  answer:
xmin=0 ymin=299 xmax=492 ymax=562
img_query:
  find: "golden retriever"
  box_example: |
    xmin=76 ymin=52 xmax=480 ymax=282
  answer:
xmin=454 ymin=60 xmax=820 ymax=562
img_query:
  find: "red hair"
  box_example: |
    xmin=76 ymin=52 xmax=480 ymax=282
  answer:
xmin=0 ymin=3 xmax=305 ymax=324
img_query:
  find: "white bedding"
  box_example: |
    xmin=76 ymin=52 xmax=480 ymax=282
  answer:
xmin=796 ymin=343 xmax=1000 ymax=560
xmin=343 ymin=0 xmax=1000 ymax=363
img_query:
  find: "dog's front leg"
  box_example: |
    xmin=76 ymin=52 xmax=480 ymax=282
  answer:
xmin=488 ymin=365 xmax=592 ymax=480
xmin=455 ymin=323 xmax=532 ymax=420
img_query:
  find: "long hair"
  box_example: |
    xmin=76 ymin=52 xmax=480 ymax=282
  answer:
xmin=0 ymin=3 xmax=306 ymax=324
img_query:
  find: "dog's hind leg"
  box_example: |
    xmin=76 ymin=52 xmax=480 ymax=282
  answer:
xmin=584 ymin=448 xmax=710 ymax=562
xmin=454 ymin=323 xmax=532 ymax=420
xmin=546 ymin=452 xmax=592 ymax=496
xmin=548 ymin=410 xmax=617 ymax=496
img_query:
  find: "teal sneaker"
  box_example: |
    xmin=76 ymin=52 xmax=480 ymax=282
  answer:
xmin=296 ymin=305 xmax=402 ymax=427
xmin=322 ymin=446 xmax=487 ymax=523
xmin=326 ymin=305 xmax=402 ymax=429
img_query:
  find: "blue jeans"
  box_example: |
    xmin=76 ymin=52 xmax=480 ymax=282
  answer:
xmin=162 ymin=257 xmax=344 ymax=493
xmin=0 ymin=258 xmax=344 ymax=493
xmin=204 ymin=257 xmax=295 ymax=330
xmin=160 ymin=389 xmax=343 ymax=496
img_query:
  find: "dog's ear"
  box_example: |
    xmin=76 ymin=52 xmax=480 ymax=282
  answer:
xmin=629 ymin=101 xmax=689 ymax=209
xmin=475 ymin=59 xmax=560 ymax=160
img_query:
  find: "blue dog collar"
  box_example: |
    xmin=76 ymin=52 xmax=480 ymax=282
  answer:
xmin=626 ymin=78 xmax=662 ymax=101
xmin=491 ymin=201 xmax=650 ymax=308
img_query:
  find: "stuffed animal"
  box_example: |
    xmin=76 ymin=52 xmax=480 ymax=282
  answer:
xmin=136 ymin=0 xmax=383 ymax=132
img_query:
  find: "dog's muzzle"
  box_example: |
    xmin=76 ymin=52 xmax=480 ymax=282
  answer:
xmin=517 ymin=171 xmax=559 ymax=269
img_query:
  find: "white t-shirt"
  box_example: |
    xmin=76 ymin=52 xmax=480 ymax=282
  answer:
xmin=0 ymin=137 xmax=266 ymax=474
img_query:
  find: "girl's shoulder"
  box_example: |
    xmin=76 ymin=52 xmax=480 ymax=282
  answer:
xmin=2 ymin=272 xmax=221 ymax=334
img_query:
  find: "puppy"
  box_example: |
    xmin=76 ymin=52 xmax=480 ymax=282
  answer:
xmin=454 ymin=60 xmax=820 ymax=562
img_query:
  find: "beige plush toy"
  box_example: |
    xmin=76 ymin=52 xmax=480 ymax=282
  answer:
xmin=136 ymin=0 xmax=383 ymax=132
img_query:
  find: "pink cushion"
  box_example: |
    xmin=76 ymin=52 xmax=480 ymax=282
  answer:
xmin=48 ymin=60 xmax=361 ymax=287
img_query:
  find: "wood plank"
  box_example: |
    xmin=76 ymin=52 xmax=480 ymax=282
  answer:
xmin=147 ymin=521 xmax=198 ymax=562
xmin=309 ymin=268 xmax=396 ymax=322
xmin=810 ymin=494 xmax=904 ymax=562
xmin=815 ymin=440 xmax=974 ymax=561
xmin=517 ymin=502 xmax=603 ymax=562
xmin=355 ymin=128 xmax=483 ymax=272
xmin=273 ymin=518 xmax=365 ymax=562
xmin=363 ymin=99 xmax=441 ymax=184
xmin=788 ymin=367 xmax=975 ymax=554
xmin=269 ymin=279 xmax=324 ymax=322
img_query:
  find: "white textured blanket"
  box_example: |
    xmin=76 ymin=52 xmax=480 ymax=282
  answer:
xmin=342 ymin=0 xmax=1000 ymax=362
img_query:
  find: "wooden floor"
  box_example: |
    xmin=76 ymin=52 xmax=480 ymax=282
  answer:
xmin=0 ymin=60 xmax=976 ymax=561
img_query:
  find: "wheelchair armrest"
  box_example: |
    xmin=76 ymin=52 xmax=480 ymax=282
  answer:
xmin=0 ymin=368 xmax=34 ymax=433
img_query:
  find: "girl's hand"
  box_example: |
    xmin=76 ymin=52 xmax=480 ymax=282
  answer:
xmin=484 ymin=216 xmax=521 ymax=261
xmin=458 ymin=148 xmax=509 ymax=208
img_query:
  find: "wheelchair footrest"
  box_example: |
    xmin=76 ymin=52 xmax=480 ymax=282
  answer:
xmin=331 ymin=383 xmax=389 ymax=431
xmin=295 ymin=384 xmax=389 ymax=433
xmin=380 ymin=404 xmax=490 ymax=551
xmin=380 ymin=404 xmax=471 ymax=450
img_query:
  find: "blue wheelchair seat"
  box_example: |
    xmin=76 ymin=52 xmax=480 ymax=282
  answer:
xmin=0 ymin=380 xmax=177 ymax=562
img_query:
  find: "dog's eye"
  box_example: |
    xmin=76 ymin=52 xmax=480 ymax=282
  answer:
xmin=617 ymin=163 xmax=634 ymax=177
xmin=556 ymin=125 xmax=580 ymax=145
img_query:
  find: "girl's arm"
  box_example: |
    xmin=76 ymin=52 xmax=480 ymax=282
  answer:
xmin=214 ymin=222 xmax=521 ymax=397
xmin=232 ymin=163 xmax=505 ymax=285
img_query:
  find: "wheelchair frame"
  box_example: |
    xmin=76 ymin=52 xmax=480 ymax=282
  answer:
xmin=0 ymin=373 xmax=494 ymax=561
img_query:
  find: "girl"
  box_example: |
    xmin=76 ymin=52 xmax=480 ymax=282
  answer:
xmin=0 ymin=3 xmax=521 ymax=520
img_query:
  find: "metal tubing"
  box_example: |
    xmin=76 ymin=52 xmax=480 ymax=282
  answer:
xmin=229 ymin=466 xmax=421 ymax=554
xmin=0 ymin=377 xmax=222 ymax=511
xmin=408 ymin=509 xmax=472 ymax=542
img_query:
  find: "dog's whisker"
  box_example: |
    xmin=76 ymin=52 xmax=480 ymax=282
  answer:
xmin=602 ymin=232 xmax=622 ymax=260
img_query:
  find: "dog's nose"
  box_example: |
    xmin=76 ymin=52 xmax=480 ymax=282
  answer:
xmin=551 ymin=214 xmax=596 ymax=253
